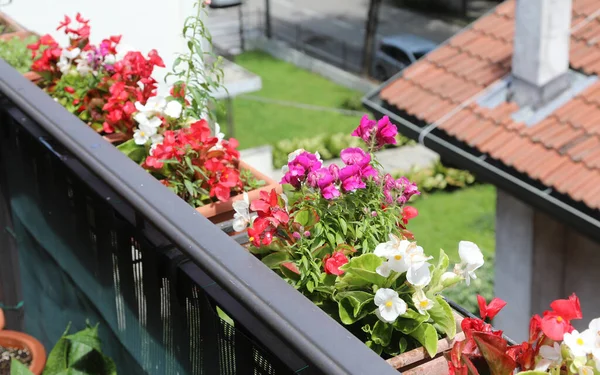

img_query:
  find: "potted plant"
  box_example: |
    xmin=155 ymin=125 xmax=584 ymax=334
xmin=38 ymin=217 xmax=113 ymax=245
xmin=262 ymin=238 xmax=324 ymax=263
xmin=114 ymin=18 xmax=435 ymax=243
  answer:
xmin=7 ymin=323 xmax=116 ymax=375
xmin=447 ymin=293 xmax=600 ymax=375
xmin=236 ymin=115 xmax=485 ymax=368
xmin=21 ymin=7 xmax=276 ymax=223
xmin=0 ymin=329 xmax=46 ymax=375
xmin=26 ymin=13 xmax=164 ymax=145
xmin=0 ymin=12 xmax=28 ymax=42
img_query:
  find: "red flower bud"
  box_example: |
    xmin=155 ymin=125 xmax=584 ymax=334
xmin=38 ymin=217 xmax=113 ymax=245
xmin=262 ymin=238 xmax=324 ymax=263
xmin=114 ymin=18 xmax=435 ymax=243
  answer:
xmin=64 ymin=86 xmax=75 ymax=94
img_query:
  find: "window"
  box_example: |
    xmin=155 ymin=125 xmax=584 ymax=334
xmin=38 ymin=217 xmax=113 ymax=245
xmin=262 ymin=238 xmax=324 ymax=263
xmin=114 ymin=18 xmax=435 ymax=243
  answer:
xmin=380 ymin=44 xmax=411 ymax=64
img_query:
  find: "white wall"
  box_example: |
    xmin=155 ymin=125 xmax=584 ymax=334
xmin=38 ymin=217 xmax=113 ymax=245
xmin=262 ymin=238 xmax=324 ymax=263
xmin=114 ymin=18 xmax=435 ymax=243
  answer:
xmin=1 ymin=0 xmax=204 ymax=94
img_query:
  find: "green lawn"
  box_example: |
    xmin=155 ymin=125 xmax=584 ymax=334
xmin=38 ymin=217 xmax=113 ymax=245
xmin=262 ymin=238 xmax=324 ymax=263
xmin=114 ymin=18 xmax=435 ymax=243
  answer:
xmin=408 ymin=184 xmax=496 ymax=311
xmin=219 ymin=51 xmax=364 ymax=149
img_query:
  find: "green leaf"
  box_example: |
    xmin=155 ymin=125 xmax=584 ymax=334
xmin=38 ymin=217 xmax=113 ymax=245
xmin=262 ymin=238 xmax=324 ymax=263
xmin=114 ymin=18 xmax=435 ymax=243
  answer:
xmin=409 ymin=323 xmax=438 ymax=358
xmin=365 ymin=341 xmax=383 ymax=355
xmin=261 ymin=252 xmax=290 ymax=269
xmin=427 ymin=249 xmax=450 ymax=295
xmin=339 ymin=218 xmax=347 ymax=236
xmin=279 ymin=263 xmax=301 ymax=280
xmin=338 ymin=254 xmax=386 ymax=286
xmin=371 ymin=320 xmax=393 ymax=347
xmin=393 ymin=309 xmax=429 ymax=334
xmin=116 ymin=139 xmax=147 ymax=164
xmin=184 ymin=180 xmax=196 ymax=198
xmin=43 ymin=337 xmax=69 ymax=374
xmin=326 ymin=232 xmax=336 ymax=248
xmin=399 ymin=337 xmax=408 ymax=354
xmin=516 ymin=372 xmax=550 ymax=375
xmin=428 ymin=296 xmax=456 ymax=339
xmin=10 ymin=358 xmax=34 ymax=375
xmin=337 ymin=291 xmax=374 ymax=324
xmin=294 ymin=208 xmax=318 ymax=228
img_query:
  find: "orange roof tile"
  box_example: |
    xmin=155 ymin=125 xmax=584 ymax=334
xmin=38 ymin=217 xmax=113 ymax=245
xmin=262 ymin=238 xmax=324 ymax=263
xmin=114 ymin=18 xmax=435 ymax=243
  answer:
xmin=380 ymin=0 xmax=600 ymax=210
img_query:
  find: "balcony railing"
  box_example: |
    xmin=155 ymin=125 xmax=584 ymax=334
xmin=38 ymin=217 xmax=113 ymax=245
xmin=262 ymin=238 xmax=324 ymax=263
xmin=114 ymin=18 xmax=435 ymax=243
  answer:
xmin=0 ymin=59 xmax=405 ymax=374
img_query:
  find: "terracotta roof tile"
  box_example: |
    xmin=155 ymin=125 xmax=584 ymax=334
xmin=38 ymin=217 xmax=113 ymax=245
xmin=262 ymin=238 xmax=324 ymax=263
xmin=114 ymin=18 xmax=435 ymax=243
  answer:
xmin=379 ymin=0 xmax=600 ymax=210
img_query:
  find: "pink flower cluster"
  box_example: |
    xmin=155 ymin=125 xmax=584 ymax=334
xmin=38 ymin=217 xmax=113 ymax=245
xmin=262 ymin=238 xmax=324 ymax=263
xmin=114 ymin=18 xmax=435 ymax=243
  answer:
xmin=280 ymin=151 xmax=322 ymax=189
xmin=351 ymin=115 xmax=398 ymax=149
xmin=383 ymin=174 xmax=420 ymax=205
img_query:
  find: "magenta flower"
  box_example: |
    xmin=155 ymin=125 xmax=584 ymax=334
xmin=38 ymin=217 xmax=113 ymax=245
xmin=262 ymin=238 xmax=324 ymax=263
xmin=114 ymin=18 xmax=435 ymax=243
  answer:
xmin=351 ymin=115 xmax=398 ymax=149
xmin=322 ymin=184 xmax=341 ymax=199
xmin=341 ymin=147 xmax=370 ymax=167
xmin=351 ymin=115 xmax=377 ymax=145
xmin=281 ymin=152 xmax=323 ymax=188
xmin=307 ymin=167 xmax=335 ymax=189
xmin=382 ymin=174 xmax=420 ymax=204
xmin=375 ymin=116 xmax=398 ymax=147
xmin=328 ymin=164 xmax=340 ymax=180
xmin=341 ymin=174 xmax=366 ymax=192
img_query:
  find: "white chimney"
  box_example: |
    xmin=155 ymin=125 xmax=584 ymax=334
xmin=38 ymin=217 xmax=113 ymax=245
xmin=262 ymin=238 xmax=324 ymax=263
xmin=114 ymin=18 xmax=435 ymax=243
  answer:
xmin=511 ymin=0 xmax=572 ymax=108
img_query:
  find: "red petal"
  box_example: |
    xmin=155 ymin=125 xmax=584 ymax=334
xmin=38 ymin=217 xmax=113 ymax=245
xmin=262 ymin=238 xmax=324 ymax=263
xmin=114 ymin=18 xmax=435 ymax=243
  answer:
xmin=485 ymin=298 xmax=507 ymax=321
xmin=550 ymin=293 xmax=582 ymax=321
xmin=477 ymin=295 xmax=487 ymax=320
xmin=472 ymin=332 xmax=516 ymax=375
xmin=282 ymin=262 xmax=300 ymax=274
xmin=541 ymin=313 xmax=572 ymax=341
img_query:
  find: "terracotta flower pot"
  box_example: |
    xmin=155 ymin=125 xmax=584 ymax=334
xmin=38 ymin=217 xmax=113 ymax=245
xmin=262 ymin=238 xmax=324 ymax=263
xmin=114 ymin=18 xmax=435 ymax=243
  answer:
xmin=386 ymin=313 xmax=465 ymax=374
xmin=0 ymin=330 xmax=46 ymax=375
xmin=23 ymin=71 xmax=42 ymax=84
xmin=0 ymin=309 xmax=4 ymax=331
xmin=0 ymin=12 xmax=27 ymax=42
xmin=196 ymin=160 xmax=280 ymax=223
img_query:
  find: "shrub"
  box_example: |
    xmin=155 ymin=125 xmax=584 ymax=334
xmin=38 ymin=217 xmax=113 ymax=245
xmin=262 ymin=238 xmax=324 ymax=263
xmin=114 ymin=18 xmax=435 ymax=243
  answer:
xmin=397 ymin=160 xmax=477 ymax=193
xmin=0 ymin=35 xmax=38 ymax=73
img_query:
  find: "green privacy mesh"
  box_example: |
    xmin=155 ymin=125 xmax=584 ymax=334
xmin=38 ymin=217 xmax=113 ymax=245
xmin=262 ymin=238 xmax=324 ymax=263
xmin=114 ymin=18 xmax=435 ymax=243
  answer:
xmin=0 ymin=110 xmax=288 ymax=374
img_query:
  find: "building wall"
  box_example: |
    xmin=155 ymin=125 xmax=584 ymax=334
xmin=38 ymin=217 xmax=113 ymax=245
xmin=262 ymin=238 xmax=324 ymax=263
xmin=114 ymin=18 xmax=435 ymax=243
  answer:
xmin=494 ymin=189 xmax=600 ymax=341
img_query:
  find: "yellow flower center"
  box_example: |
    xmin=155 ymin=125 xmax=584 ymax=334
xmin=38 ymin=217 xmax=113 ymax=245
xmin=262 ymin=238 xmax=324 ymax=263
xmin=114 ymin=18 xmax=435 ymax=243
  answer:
xmin=248 ymin=236 xmax=254 ymax=242
xmin=556 ymin=316 xmax=563 ymax=323
xmin=420 ymin=300 xmax=429 ymax=307
xmin=577 ymin=338 xmax=584 ymax=346
xmin=394 ymin=255 xmax=402 ymax=260
xmin=385 ymin=301 xmax=393 ymax=308
xmin=140 ymin=131 xmax=146 ymax=137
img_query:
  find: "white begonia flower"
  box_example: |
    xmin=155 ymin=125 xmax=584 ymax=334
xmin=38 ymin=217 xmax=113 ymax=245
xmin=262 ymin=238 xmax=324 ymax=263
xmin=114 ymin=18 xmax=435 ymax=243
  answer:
xmin=104 ymin=54 xmax=116 ymax=65
xmin=135 ymin=96 xmax=167 ymax=116
xmin=133 ymin=124 xmax=157 ymax=145
xmin=134 ymin=113 xmax=162 ymax=130
xmin=214 ymin=122 xmax=225 ymax=141
xmin=564 ymin=330 xmax=595 ymax=357
xmin=579 ymin=365 xmax=595 ymax=375
xmin=593 ymin=347 xmax=600 ymax=371
xmin=57 ymin=57 xmax=71 ymax=75
xmin=62 ymin=47 xmax=81 ymax=60
xmin=455 ymin=241 xmax=484 ymax=286
xmin=76 ymin=59 xmax=92 ymax=76
xmin=232 ymin=193 xmax=255 ymax=232
xmin=588 ymin=318 xmax=600 ymax=347
xmin=374 ymin=235 xmax=410 ymax=277
xmin=412 ymin=289 xmax=433 ymax=315
xmin=407 ymin=262 xmax=432 ymax=288
xmin=535 ymin=343 xmax=563 ymax=372
xmin=164 ymin=100 xmax=183 ymax=119
xmin=374 ymin=288 xmax=406 ymax=323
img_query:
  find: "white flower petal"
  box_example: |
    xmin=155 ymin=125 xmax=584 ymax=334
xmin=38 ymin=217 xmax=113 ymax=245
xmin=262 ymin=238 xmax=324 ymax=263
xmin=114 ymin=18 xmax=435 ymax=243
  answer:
xmin=407 ymin=262 xmax=431 ymax=288
xmin=232 ymin=215 xmax=249 ymax=232
xmin=147 ymin=117 xmax=163 ymax=129
xmin=375 ymin=262 xmax=391 ymax=277
xmin=374 ymin=288 xmax=397 ymax=307
xmin=164 ymin=100 xmax=183 ymax=118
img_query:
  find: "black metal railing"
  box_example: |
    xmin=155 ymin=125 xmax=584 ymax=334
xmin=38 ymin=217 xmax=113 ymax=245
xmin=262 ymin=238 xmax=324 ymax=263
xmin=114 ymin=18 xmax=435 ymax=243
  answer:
xmin=0 ymin=60 xmax=400 ymax=374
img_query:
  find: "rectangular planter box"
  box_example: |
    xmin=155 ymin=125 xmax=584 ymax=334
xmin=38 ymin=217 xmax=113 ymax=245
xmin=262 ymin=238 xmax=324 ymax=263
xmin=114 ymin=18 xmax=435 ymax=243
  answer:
xmin=0 ymin=12 xmax=27 ymax=41
xmin=196 ymin=160 xmax=280 ymax=223
xmin=387 ymin=312 xmax=465 ymax=374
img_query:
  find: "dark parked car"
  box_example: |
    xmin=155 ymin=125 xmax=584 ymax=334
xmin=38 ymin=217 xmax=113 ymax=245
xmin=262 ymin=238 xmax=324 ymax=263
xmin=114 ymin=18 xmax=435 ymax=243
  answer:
xmin=372 ymin=34 xmax=437 ymax=81
xmin=209 ymin=0 xmax=242 ymax=8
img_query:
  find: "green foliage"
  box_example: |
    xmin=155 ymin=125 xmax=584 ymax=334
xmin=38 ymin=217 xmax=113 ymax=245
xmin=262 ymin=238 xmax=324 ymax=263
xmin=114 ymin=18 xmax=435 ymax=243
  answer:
xmin=166 ymin=1 xmax=224 ymax=127
xmin=396 ymin=160 xmax=477 ymax=193
xmin=11 ymin=323 xmax=116 ymax=375
xmin=339 ymin=95 xmax=364 ymax=111
xmin=0 ymin=35 xmax=38 ymax=73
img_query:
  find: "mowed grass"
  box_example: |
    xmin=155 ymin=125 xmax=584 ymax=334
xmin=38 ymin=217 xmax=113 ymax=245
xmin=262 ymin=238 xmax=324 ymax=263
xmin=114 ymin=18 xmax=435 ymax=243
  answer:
xmin=408 ymin=184 xmax=496 ymax=263
xmin=218 ymin=51 xmax=364 ymax=149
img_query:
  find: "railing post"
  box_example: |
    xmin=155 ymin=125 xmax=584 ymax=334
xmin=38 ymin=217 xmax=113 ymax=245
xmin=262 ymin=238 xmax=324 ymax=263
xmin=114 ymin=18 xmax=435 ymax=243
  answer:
xmin=238 ymin=3 xmax=245 ymax=52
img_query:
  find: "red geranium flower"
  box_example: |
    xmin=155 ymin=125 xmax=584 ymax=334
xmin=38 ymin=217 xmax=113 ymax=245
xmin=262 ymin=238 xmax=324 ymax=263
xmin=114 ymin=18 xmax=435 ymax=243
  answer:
xmin=477 ymin=295 xmax=507 ymax=321
xmin=323 ymin=252 xmax=348 ymax=276
xmin=540 ymin=293 xmax=581 ymax=341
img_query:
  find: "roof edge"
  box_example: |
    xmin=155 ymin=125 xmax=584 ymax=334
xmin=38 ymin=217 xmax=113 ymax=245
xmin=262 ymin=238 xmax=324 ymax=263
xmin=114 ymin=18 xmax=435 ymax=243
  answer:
xmin=362 ymin=93 xmax=600 ymax=244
